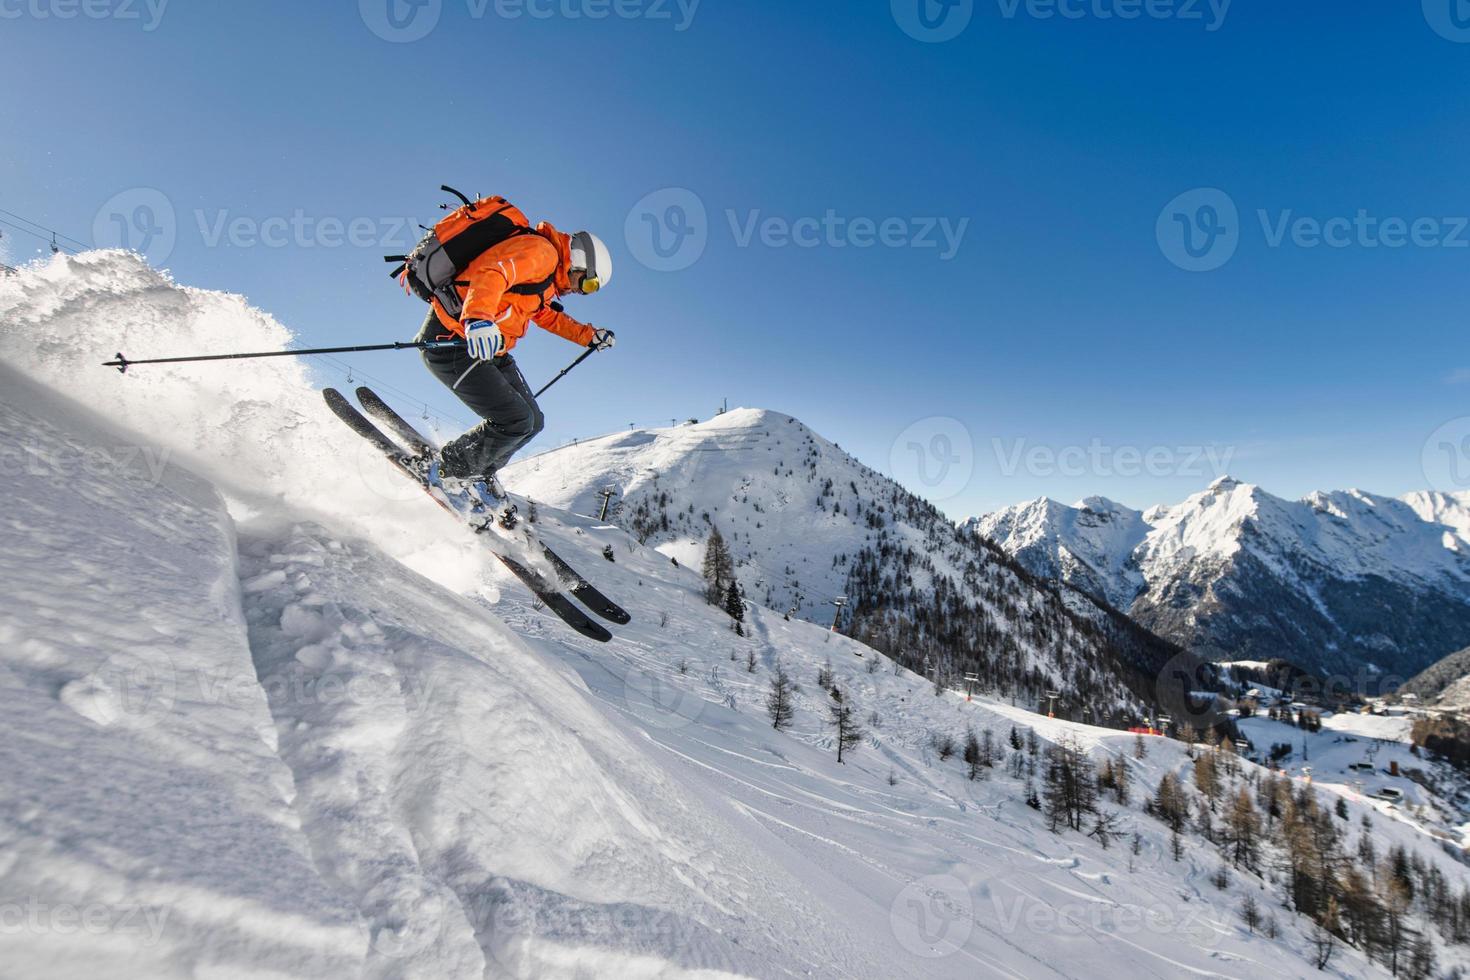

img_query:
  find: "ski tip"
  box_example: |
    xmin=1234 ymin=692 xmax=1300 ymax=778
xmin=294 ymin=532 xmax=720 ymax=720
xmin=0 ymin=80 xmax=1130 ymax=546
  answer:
xmin=355 ymin=385 xmax=377 ymax=402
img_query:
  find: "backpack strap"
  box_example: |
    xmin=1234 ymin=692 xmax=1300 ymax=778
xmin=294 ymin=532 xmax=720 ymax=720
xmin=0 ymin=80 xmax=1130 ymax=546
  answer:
xmin=440 ymin=208 xmax=531 ymax=269
xmin=507 ymin=272 xmax=556 ymax=297
xmin=503 ymin=230 xmax=559 ymax=298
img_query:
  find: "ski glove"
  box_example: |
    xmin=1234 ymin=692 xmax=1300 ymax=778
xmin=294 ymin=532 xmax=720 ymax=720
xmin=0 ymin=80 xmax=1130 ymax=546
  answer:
xmin=464 ymin=319 xmax=504 ymax=361
xmin=590 ymin=328 xmax=616 ymax=351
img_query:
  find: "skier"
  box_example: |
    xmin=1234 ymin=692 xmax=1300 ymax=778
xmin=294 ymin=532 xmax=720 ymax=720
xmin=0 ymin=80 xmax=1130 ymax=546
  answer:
xmin=402 ymin=194 xmax=616 ymax=489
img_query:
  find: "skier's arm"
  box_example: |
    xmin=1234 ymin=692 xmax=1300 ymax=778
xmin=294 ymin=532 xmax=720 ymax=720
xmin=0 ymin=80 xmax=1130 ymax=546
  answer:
xmin=531 ymin=303 xmax=598 ymax=348
xmin=459 ymin=236 xmax=559 ymax=327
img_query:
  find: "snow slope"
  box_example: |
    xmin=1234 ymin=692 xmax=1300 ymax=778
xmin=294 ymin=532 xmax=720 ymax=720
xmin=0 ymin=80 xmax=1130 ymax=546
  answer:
xmin=5 ymin=252 xmax=1470 ymax=978
xmin=0 ymin=362 xmax=364 ymax=977
xmin=973 ymin=478 xmax=1470 ymax=676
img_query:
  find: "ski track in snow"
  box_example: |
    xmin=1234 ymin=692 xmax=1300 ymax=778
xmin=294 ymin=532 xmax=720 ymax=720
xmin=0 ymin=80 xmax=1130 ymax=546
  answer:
xmin=4 ymin=252 xmax=1469 ymax=978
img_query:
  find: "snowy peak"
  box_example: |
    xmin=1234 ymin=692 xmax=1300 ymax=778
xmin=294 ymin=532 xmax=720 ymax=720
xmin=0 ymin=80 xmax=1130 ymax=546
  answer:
xmin=1403 ymin=490 xmax=1470 ymax=548
xmin=968 ymin=496 xmax=1148 ymax=610
xmin=508 ymin=406 xmax=1182 ymax=712
xmin=976 ymin=479 xmax=1470 ymax=676
xmin=1074 ymin=494 xmax=1133 ymax=515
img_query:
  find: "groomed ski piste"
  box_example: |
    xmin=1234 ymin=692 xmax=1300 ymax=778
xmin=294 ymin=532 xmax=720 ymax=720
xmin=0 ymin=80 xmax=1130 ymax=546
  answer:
xmin=4 ymin=251 xmax=1469 ymax=978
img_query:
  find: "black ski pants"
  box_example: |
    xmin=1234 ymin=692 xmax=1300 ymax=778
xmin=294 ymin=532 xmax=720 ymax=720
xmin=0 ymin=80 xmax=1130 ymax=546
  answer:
xmin=416 ymin=312 xmax=544 ymax=478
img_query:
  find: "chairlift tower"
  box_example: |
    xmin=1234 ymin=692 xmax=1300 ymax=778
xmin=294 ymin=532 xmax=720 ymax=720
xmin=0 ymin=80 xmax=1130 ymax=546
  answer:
xmin=828 ymin=596 xmax=847 ymax=632
xmin=964 ymin=672 xmax=980 ymax=703
xmin=597 ymin=487 xmax=618 ymax=521
xmin=1045 ymin=689 xmax=1062 ymax=719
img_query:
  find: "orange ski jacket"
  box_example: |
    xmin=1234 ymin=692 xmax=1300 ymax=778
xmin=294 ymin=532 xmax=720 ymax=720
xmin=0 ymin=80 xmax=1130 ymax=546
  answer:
xmin=429 ymin=221 xmax=597 ymax=354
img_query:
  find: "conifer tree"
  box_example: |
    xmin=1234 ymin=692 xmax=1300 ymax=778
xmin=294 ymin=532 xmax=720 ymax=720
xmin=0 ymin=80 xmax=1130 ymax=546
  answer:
xmin=767 ymin=664 xmax=795 ymax=731
xmin=724 ymin=580 xmax=745 ymax=623
xmin=702 ymin=525 xmax=733 ymax=604
xmin=963 ymin=730 xmax=983 ymax=780
xmin=828 ymin=687 xmax=864 ymax=764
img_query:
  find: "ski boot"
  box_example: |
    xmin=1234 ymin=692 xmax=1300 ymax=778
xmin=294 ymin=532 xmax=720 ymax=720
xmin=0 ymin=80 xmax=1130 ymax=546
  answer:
xmin=439 ymin=468 xmax=517 ymax=531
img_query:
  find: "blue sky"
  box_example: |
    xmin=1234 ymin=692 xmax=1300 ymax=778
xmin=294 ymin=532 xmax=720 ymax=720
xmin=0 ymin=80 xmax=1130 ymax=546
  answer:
xmin=3 ymin=0 xmax=1468 ymax=516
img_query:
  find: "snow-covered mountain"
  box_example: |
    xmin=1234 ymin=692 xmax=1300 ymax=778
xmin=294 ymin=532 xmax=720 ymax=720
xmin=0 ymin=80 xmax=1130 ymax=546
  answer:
xmin=506 ymin=409 xmax=1188 ymax=720
xmin=1399 ymin=645 xmax=1470 ymax=707
xmin=964 ymin=495 xmax=1150 ymax=611
xmin=971 ymin=478 xmax=1470 ymax=679
xmin=11 ymin=251 xmax=1470 ymax=979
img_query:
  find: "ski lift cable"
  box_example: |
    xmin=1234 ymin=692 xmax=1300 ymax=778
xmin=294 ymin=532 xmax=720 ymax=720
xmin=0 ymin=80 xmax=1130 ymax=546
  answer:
xmin=0 ymin=217 xmax=80 ymax=254
xmin=0 ymin=207 xmax=90 ymax=251
xmin=304 ymin=352 xmax=475 ymax=431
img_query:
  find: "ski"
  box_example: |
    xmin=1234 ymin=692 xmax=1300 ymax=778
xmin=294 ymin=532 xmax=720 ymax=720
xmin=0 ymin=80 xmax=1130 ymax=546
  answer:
xmin=353 ymin=386 xmax=631 ymax=625
xmin=539 ymin=547 xmax=632 ymax=625
xmin=356 ymin=385 xmax=433 ymax=456
xmin=323 ymin=388 xmax=613 ymax=643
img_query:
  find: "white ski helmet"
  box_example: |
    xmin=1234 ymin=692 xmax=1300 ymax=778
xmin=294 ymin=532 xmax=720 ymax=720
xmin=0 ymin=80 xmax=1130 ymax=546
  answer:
xmin=569 ymin=231 xmax=613 ymax=294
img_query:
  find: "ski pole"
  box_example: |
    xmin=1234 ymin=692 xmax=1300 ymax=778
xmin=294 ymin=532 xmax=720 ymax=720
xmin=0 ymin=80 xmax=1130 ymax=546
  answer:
xmin=534 ymin=346 xmax=599 ymax=399
xmin=102 ymin=339 xmax=465 ymax=374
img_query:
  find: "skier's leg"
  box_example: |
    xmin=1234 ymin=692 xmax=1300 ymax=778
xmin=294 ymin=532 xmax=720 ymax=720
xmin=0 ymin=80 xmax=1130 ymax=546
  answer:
xmin=421 ymin=376 xmax=533 ymax=483
xmin=418 ymin=313 xmax=504 ymax=420
xmin=483 ymin=355 xmax=545 ymax=470
xmin=415 ymin=312 xmax=543 ymax=478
